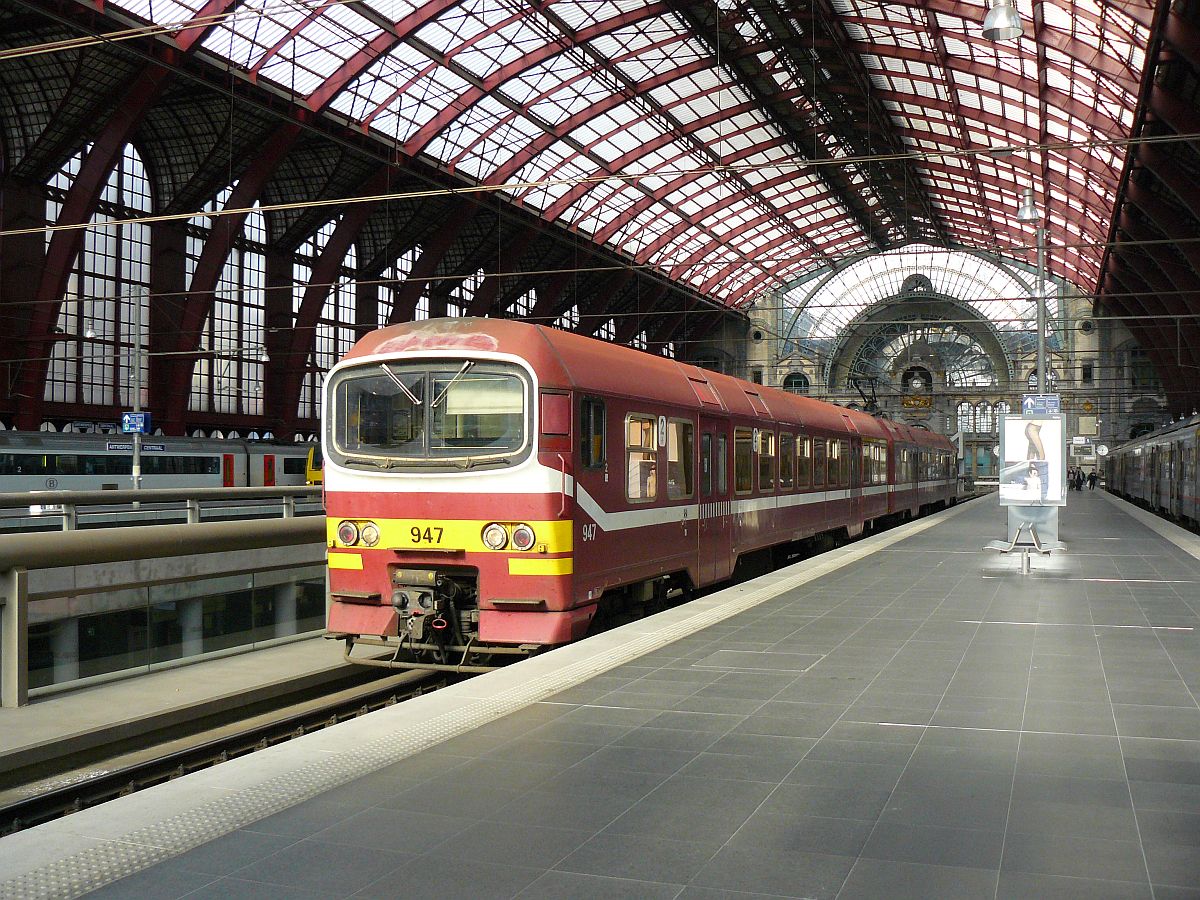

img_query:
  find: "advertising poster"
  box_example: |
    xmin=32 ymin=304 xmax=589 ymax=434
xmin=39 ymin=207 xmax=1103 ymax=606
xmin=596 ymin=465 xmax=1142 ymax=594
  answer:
xmin=998 ymin=414 xmax=1065 ymax=507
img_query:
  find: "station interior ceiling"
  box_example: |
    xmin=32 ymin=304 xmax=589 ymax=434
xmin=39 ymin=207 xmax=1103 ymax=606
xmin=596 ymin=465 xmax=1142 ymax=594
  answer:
xmin=3 ymin=0 xmax=1200 ymax=428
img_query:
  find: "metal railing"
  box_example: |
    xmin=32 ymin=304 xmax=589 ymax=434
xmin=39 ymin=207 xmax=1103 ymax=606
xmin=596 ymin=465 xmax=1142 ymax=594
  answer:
xmin=0 ymin=485 xmax=321 ymax=530
xmin=0 ymin=516 xmax=326 ymax=707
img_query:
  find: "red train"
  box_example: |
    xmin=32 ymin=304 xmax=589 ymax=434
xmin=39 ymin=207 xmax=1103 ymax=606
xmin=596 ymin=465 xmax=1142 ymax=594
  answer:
xmin=323 ymin=318 xmax=958 ymax=670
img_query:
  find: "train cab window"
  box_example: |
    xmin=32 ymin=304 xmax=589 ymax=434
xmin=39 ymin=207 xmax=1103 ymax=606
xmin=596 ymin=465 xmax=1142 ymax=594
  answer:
xmin=701 ymin=433 xmax=712 ymax=497
xmin=581 ymin=397 xmax=606 ymax=468
xmin=758 ymin=430 xmax=776 ymax=491
xmin=814 ymin=439 xmax=827 ymax=487
xmin=734 ymin=428 xmax=753 ymax=494
xmin=797 ymin=436 xmax=812 ymax=488
xmin=666 ymin=420 xmax=694 ymax=500
xmin=779 ymin=432 xmax=795 ymax=490
xmin=717 ymin=433 xmax=728 ymax=495
xmin=626 ymin=414 xmax=657 ymax=502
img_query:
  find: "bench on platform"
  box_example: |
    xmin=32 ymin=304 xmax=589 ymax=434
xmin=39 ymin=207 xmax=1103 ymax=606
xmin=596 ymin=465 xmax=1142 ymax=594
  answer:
xmin=984 ymin=521 xmax=1066 ymax=573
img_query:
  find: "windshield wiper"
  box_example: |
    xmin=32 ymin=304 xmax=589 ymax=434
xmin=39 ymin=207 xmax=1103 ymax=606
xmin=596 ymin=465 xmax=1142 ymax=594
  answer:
xmin=379 ymin=364 xmax=421 ymax=406
xmin=455 ymin=457 xmax=509 ymax=470
xmin=432 ymin=361 xmax=474 ymax=408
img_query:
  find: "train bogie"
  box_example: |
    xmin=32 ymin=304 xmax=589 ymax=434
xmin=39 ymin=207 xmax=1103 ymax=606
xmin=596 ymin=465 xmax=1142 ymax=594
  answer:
xmin=323 ymin=319 xmax=958 ymax=671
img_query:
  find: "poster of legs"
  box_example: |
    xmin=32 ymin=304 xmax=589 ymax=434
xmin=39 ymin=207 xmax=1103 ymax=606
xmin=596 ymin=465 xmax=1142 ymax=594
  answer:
xmin=998 ymin=414 xmax=1065 ymax=506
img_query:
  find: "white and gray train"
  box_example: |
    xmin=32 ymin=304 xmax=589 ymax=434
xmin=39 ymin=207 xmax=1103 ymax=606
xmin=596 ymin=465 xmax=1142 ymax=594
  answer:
xmin=1106 ymin=414 xmax=1200 ymax=526
xmin=0 ymin=431 xmax=321 ymax=493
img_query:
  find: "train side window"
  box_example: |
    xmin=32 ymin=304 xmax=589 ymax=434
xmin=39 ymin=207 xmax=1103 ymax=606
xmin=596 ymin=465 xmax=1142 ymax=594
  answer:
xmin=701 ymin=433 xmax=712 ymax=497
xmin=828 ymin=440 xmax=840 ymax=487
xmin=814 ymin=438 xmax=827 ymax=487
xmin=779 ymin=432 xmax=795 ymax=490
xmin=717 ymin=433 xmax=728 ymax=494
xmin=734 ymin=428 xmax=753 ymax=494
xmin=797 ymin=436 xmax=811 ymax=488
xmin=758 ymin=430 xmax=776 ymax=491
xmin=581 ymin=397 xmax=606 ymax=468
xmin=626 ymin=414 xmax=657 ymax=502
xmin=667 ymin=419 xmax=694 ymax=500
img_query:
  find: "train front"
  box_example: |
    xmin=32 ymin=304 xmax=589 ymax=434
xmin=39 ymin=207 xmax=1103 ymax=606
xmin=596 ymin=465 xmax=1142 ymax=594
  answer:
xmin=322 ymin=323 xmax=580 ymax=671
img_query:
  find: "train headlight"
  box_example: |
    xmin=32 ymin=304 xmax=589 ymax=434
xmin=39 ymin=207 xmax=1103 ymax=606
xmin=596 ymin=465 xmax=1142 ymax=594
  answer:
xmin=482 ymin=523 xmax=508 ymax=550
xmin=511 ymin=524 xmax=535 ymax=552
xmin=360 ymin=522 xmax=380 ymax=547
xmin=337 ymin=520 xmax=359 ymax=546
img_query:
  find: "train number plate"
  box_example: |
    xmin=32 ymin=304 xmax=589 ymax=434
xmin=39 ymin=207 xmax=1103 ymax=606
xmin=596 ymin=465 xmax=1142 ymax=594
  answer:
xmin=408 ymin=525 xmax=445 ymax=545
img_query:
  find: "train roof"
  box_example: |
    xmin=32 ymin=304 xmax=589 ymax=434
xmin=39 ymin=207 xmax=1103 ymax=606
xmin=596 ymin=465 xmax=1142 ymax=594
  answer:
xmin=345 ymin=318 xmax=955 ymax=452
xmin=1109 ymin=414 xmax=1200 ymax=454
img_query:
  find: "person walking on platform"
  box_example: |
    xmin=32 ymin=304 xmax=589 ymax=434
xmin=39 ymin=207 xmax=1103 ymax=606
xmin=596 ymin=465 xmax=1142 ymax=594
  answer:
xmin=1088 ymin=470 xmax=1097 ymax=490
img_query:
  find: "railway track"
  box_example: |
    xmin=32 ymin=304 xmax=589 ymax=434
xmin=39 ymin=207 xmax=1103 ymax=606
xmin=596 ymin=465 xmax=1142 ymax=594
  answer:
xmin=0 ymin=669 xmax=445 ymax=837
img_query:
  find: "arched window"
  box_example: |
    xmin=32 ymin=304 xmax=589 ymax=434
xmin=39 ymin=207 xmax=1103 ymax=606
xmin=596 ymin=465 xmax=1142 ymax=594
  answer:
xmin=995 ymin=400 xmax=1011 ymax=422
xmin=956 ymin=401 xmax=974 ymax=432
xmin=448 ymin=269 xmax=484 ymax=317
xmin=378 ymin=246 xmax=419 ymax=326
xmin=976 ymin=401 xmax=994 ymax=432
xmin=45 ymin=144 xmax=151 ymax=407
xmin=783 ymin=373 xmax=810 ymax=394
xmin=295 ymin=220 xmax=356 ymax=421
xmin=186 ymin=186 xmax=266 ymax=416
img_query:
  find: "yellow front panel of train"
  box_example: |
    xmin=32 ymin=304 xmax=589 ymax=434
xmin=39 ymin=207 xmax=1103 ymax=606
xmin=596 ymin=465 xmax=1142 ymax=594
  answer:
xmin=326 ymin=518 xmax=573 ymax=553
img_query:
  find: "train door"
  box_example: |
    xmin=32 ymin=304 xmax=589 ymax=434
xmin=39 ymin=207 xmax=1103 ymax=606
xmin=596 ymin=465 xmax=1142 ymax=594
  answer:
xmin=841 ymin=415 xmax=863 ymax=526
xmin=1150 ymin=445 xmax=1162 ymax=510
xmin=263 ymin=454 xmax=276 ymax=487
xmin=1172 ymin=440 xmax=1185 ymax=517
xmin=222 ymin=453 xmax=235 ymax=487
xmin=699 ymin=417 xmax=732 ymax=585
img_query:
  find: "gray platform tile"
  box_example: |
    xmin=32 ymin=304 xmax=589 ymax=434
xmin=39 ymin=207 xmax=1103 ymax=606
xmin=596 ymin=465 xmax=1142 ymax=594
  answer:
xmin=229 ymin=840 xmax=412 ymax=893
xmin=905 ymin=743 xmax=1018 ymax=775
xmin=1021 ymin=699 xmax=1119 ymax=736
xmin=1000 ymin=832 xmax=1149 ymax=883
xmin=675 ymin=889 xmax=794 ymax=900
xmin=704 ymin=731 xmax=816 ymax=760
xmin=1007 ymin=798 xmax=1140 ymax=842
xmin=1122 ymin=735 xmax=1200 ymax=765
xmin=547 ymin=704 xmax=659 ymax=726
xmin=174 ymin=829 xmax=298 ymax=876
xmin=184 ymin=877 xmax=346 ymax=899
xmin=692 ymin=650 xmax=824 ymax=672
xmin=1134 ymin=808 xmax=1200 ymax=846
xmin=614 ymin=677 xmax=709 ymax=697
xmin=241 ymin=797 xmax=367 ymax=839
xmin=688 ymin=846 xmax=856 ymax=899
xmin=82 ymin=866 xmax=219 ymax=900
xmin=425 ymin=821 xmax=592 ymax=869
xmin=1109 ymin=686 xmax=1200 ymax=707
xmin=610 ymin=725 xmax=721 ymax=752
xmin=894 ymin=763 xmax=1014 ymax=798
xmin=643 ymin=709 xmax=745 ymax=734
xmin=839 ymin=704 xmax=934 ymax=727
xmin=996 ymin=871 xmax=1152 ymax=900
xmin=487 ymin=787 xmax=637 ymax=832
xmin=784 ymin=759 xmax=905 ymax=792
xmin=726 ymin=811 xmax=873 ymax=857
xmin=1129 ymin=779 xmax=1200 ymax=814
xmin=591 ymin=690 xmax=694 ymax=711
xmin=313 ymin=807 xmax=472 ymax=854
xmin=676 ymin=749 xmax=804 ymax=784
xmin=482 ymin=736 xmax=604 ymax=768
xmin=756 ymin=782 xmax=894 ymax=822
xmin=356 ymin=860 xmax=543 ymax=900
xmin=692 ymin=676 xmax=796 ymax=701
xmin=516 ymin=869 xmax=684 ymax=900
xmin=837 ymin=858 xmax=998 ymax=900
xmin=553 ymin=831 xmax=715 ymax=884
xmin=821 ymin=721 xmax=924 ymax=746
xmin=600 ymin=775 xmax=775 ymax=846
xmin=579 ymin=744 xmax=702 ymax=776
xmin=525 ymin=719 xmax=638 ymax=746
xmin=880 ymin=788 xmax=1012 ymax=830
xmin=1113 ymin=706 xmax=1200 ymax=740
xmin=731 ymin=713 xmax=837 ymax=740
xmin=1011 ymin=772 xmax=1137 ymax=810
xmin=804 ymin=738 xmax=916 ymax=767
xmin=860 ymin=820 xmax=1005 ymax=869
xmin=669 ymin=693 xmax=768 ymax=716
xmin=382 ymin=775 xmax=524 ymax=817
xmin=1016 ymin=750 xmax=1133 ymax=785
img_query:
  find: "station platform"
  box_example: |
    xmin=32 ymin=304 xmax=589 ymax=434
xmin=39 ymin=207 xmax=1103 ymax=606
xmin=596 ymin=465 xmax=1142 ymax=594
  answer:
xmin=3 ymin=490 xmax=1200 ymax=899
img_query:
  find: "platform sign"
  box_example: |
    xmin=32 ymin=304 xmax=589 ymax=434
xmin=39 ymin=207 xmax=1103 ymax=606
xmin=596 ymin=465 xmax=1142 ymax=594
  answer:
xmin=998 ymin=413 xmax=1066 ymax=507
xmin=1021 ymin=394 xmax=1060 ymax=416
xmin=121 ymin=412 xmax=151 ymax=434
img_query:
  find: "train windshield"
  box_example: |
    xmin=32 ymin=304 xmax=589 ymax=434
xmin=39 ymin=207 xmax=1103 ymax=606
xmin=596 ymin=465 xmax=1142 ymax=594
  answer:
xmin=329 ymin=360 xmax=528 ymax=468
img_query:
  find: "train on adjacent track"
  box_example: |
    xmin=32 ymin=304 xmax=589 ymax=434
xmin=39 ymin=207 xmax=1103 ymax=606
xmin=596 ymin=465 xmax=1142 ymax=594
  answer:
xmin=323 ymin=318 xmax=960 ymax=672
xmin=0 ymin=431 xmax=321 ymax=492
xmin=1106 ymin=414 xmax=1200 ymax=526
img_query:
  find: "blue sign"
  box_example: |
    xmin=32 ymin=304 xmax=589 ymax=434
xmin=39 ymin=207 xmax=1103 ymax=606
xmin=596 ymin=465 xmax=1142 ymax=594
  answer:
xmin=1021 ymin=394 xmax=1060 ymax=417
xmin=121 ymin=412 xmax=151 ymax=434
